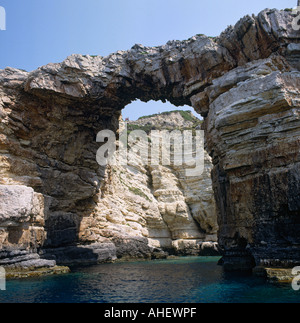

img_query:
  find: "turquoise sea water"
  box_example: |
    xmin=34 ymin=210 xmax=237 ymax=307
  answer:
xmin=0 ymin=257 xmax=299 ymax=303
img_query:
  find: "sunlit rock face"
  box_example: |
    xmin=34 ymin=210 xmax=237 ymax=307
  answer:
xmin=0 ymin=9 xmax=299 ymax=270
xmin=85 ymin=112 xmax=219 ymax=258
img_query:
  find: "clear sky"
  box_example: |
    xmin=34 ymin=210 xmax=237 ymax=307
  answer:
xmin=0 ymin=0 xmax=296 ymax=120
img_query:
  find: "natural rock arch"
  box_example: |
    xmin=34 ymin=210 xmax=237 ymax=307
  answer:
xmin=0 ymin=9 xmax=299 ymax=270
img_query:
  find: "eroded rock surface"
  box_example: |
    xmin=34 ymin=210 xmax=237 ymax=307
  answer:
xmin=0 ymin=8 xmax=299 ymax=272
xmin=200 ymin=56 xmax=300 ymax=270
xmin=84 ymin=112 xmax=219 ymax=258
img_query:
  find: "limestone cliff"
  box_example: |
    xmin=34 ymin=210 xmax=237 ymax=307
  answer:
xmin=0 ymin=106 xmax=219 ymax=270
xmin=81 ymin=111 xmax=218 ymax=259
xmin=200 ymin=56 xmax=300 ymax=270
xmin=0 ymin=8 xmax=299 ymax=274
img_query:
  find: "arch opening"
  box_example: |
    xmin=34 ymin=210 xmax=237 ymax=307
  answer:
xmin=109 ymin=99 xmax=219 ymax=256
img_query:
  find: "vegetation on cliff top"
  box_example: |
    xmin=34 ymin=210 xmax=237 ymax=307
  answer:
xmin=138 ymin=110 xmax=196 ymax=122
xmin=126 ymin=110 xmax=203 ymax=135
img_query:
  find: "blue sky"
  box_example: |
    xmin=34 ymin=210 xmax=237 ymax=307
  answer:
xmin=0 ymin=0 xmax=296 ymax=120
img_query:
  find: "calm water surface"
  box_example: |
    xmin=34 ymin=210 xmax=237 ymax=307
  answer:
xmin=0 ymin=257 xmax=299 ymax=303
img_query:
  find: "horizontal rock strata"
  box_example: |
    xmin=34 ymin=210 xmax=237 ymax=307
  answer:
xmin=200 ymin=55 xmax=300 ymax=270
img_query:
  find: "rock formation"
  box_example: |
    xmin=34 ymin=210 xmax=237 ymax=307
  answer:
xmin=88 ymin=111 xmax=218 ymax=258
xmin=0 ymin=8 xmax=299 ymax=275
xmin=0 ymin=105 xmax=219 ymax=271
xmin=199 ymin=56 xmax=300 ymax=270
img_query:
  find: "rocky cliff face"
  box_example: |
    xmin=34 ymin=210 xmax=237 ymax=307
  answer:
xmin=200 ymin=55 xmax=300 ymax=270
xmin=0 ymin=106 xmax=218 ymax=269
xmin=84 ymin=111 xmax=218 ymax=259
xmin=0 ymin=8 xmax=299 ymax=273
